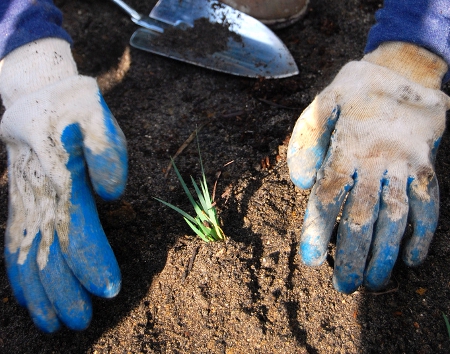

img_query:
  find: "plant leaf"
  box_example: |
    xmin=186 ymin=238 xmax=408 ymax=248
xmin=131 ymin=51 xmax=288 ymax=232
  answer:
xmin=153 ymin=197 xmax=197 ymax=225
xmin=184 ymin=217 xmax=210 ymax=242
xmin=443 ymin=313 xmax=450 ymax=339
xmin=170 ymin=157 xmax=197 ymax=208
xmin=154 ymin=130 xmax=225 ymax=242
xmin=190 ymin=176 xmax=207 ymax=211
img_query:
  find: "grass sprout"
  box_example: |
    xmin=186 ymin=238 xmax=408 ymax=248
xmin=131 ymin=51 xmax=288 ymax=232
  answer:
xmin=443 ymin=313 xmax=450 ymax=339
xmin=154 ymin=136 xmax=225 ymax=242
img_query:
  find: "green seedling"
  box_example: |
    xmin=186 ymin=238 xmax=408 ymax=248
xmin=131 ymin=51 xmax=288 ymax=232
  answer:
xmin=154 ymin=138 xmax=225 ymax=242
xmin=443 ymin=313 xmax=450 ymax=339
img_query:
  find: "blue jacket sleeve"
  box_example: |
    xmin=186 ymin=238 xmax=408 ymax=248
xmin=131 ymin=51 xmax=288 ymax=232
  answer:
xmin=365 ymin=0 xmax=450 ymax=83
xmin=0 ymin=0 xmax=72 ymax=59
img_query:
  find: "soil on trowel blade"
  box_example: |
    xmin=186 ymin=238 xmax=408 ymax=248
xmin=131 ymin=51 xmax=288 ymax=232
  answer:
xmin=152 ymin=17 xmax=242 ymax=57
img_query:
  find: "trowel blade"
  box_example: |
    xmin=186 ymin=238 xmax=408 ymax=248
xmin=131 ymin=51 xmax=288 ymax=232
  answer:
xmin=129 ymin=0 xmax=298 ymax=78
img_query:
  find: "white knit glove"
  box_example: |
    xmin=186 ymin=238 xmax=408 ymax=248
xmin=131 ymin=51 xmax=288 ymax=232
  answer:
xmin=287 ymin=42 xmax=450 ymax=293
xmin=0 ymin=38 xmax=127 ymax=332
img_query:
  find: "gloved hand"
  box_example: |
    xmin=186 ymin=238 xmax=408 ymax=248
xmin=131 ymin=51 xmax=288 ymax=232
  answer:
xmin=287 ymin=42 xmax=450 ymax=294
xmin=0 ymin=38 xmax=128 ymax=332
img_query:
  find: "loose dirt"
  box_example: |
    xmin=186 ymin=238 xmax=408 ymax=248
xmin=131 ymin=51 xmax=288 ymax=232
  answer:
xmin=152 ymin=17 xmax=242 ymax=57
xmin=1 ymin=0 xmax=450 ymax=353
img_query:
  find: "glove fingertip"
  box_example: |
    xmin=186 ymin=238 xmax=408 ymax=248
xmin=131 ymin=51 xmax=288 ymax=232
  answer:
xmin=78 ymin=277 xmax=121 ymax=300
xmin=4 ymin=249 xmax=27 ymax=307
xmin=287 ymin=105 xmax=340 ymax=190
xmin=288 ymin=163 xmax=316 ymax=190
xmin=363 ymin=263 xmax=393 ymax=291
xmin=402 ymin=244 xmax=428 ymax=267
xmin=98 ymin=278 xmax=121 ymax=298
xmin=332 ymin=221 xmax=369 ymax=295
xmin=32 ymin=312 xmax=62 ymax=333
xmin=300 ymin=195 xmax=348 ymax=269
xmin=88 ymin=94 xmax=128 ymax=201
xmin=405 ymin=176 xmax=439 ymax=266
xmin=287 ymin=138 xmax=328 ymax=190
xmin=88 ymin=146 xmax=128 ymax=201
xmin=364 ymin=211 xmax=406 ymax=291
xmin=40 ymin=235 xmax=94 ymax=331
xmin=65 ymin=226 xmax=122 ymax=299
xmin=66 ymin=230 xmax=122 ymax=299
xmin=18 ymin=234 xmax=62 ymax=333
xmin=299 ymin=239 xmax=326 ymax=266
xmin=402 ymin=210 xmax=436 ymax=267
xmin=332 ymin=273 xmax=361 ymax=295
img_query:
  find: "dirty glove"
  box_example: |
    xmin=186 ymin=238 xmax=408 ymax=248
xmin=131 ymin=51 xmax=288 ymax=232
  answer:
xmin=0 ymin=38 xmax=127 ymax=332
xmin=287 ymin=42 xmax=450 ymax=294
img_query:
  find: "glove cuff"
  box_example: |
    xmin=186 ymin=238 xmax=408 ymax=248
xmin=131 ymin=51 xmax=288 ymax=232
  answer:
xmin=363 ymin=42 xmax=448 ymax=89
xmin=0 ymin=38 xmax=78 ymax=109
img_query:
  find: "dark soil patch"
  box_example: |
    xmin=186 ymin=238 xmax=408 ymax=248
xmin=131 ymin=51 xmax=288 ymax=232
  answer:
xmin=1 ymin=0 xmax=450 ymax=353
xmin=153 ymin=17 xmax=242 ymax=57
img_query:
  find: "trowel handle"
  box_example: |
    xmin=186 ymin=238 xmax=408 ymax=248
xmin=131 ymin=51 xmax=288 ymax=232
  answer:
xmin=111 ymin=0 xmax=166 ymax=33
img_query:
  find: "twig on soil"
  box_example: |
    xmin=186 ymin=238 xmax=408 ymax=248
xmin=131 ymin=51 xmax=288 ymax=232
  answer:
xmin=212 ymin=160 xmax=235 ymax=203
xmin=163 ymin=110 xmax=246 ymax=178
xmin=257 ymin=98 xmax=303 ymax=111
xmin=361 ymin=276 xmax=399 ymax=296
xmin=164 ymin=122 xmax=207 ymax=178
xmin=182 ymin=246 xmax=200 ymax=282
xmin=164 ymin=108 xmax=249 ymax=178
xmin=219 ymin=110 xmax=246 ymax=118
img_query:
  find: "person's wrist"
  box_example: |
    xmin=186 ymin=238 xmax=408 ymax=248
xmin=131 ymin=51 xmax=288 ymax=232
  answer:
xmin=0 ymin=38 xmax=78 ymax=108
xmin=363 ymin=41 xmax=448 ymax=89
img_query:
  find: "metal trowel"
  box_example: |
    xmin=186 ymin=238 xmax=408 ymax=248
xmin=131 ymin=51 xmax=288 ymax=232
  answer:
xmin=112 ymin=0 xmax=299 ymax=78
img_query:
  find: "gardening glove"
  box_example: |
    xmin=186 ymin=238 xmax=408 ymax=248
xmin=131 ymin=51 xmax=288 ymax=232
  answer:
xmin=0 ymin=38 xmax=128 ymax=332
xmin=287 ymin=42 xmax=450 ymax=294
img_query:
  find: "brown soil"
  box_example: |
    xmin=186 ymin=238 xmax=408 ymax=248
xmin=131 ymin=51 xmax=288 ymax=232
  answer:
xmin=1 ymin=0 xmax=450 ymax=353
